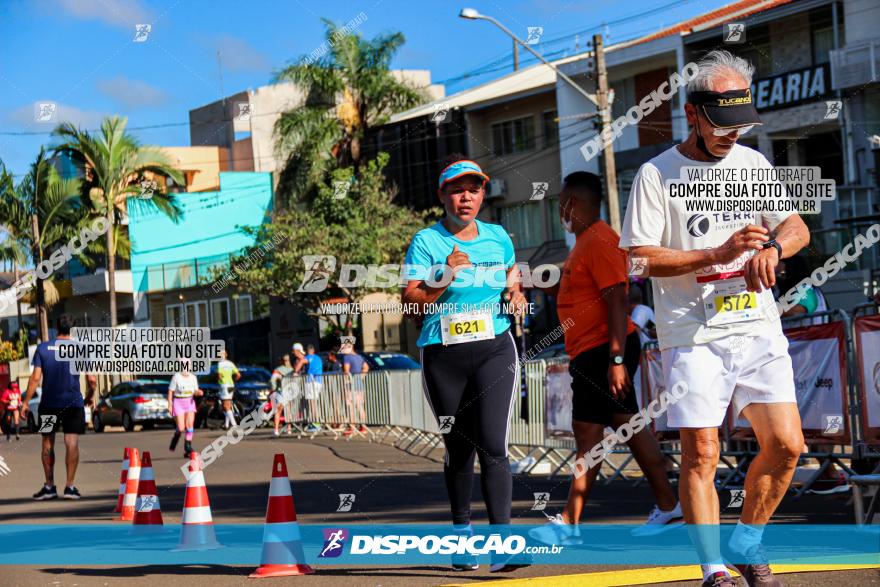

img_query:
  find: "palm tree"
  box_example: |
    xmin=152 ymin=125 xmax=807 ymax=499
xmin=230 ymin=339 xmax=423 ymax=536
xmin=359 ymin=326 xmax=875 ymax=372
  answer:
xmin=0 ymin=164 xmax=27 ymax=336
xmin=53 ymin=116 xmax=184 ymax=327
xmin=0 ymin=149 xmax=86 ymax=340
xmin=274 ymin=19 xmax=427 ymax=202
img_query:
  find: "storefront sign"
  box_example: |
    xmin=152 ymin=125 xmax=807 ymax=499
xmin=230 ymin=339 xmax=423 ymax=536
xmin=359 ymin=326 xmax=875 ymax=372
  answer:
xmin=751 ymin=64 xmax=830 ymax=111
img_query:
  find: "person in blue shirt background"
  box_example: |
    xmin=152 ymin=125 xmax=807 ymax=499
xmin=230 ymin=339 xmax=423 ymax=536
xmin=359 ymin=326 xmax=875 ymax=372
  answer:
xmin=303 ymin=344 xmax=323 ymax=433
xmin=21 ymin=314 xmax=96 ymax=501
xmin=401 ymin=154 xmax=528 ymax=572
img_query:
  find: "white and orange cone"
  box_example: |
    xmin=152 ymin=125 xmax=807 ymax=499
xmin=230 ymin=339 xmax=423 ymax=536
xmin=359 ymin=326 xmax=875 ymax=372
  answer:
xmin=132 ymin=450 xmax=164 ymax=529
xmin=174 ymin=452 xmax=222 ymax=551
xmin=117 ymin=447 xmax=141 ymax=521
xmin=249 ymin=453 xmax=314 ymax=578
xmin=114 ymin=447 xmax=131 ymax=513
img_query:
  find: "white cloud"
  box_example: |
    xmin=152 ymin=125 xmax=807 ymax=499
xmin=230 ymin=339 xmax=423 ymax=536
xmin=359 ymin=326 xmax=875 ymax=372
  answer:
xmin=7 ymin=102 xmax=108 ymax=130
xmin=51 ymin=0 xmax=151 ymax=27
xmin=211 ymin=36 xmax=270 ymax=72
xmin=96 ymin=76 xmax=168 ymax=109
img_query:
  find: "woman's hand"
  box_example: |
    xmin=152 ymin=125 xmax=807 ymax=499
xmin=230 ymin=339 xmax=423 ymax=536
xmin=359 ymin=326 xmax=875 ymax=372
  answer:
xmin=504 ymin=289 xmax=528 ymax=317
xmin=195 ymin=388 xmax=204 ymax=397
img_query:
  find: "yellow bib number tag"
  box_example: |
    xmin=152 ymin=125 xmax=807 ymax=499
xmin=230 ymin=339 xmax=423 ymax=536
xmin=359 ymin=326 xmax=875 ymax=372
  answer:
xmin=701 ymin=276 xmax=764 ymax=326
xmin=714 ymin=292 xmax=757 ymax=313
xmin=440 ymin=311 xmax=495 ymax=345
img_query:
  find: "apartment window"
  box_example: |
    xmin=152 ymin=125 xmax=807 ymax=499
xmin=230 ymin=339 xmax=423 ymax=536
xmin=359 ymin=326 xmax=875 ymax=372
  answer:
xmin=185 ymin=301 xmax=208 ymax=327
xmin=166 ymin=304 xmax=183 ymax=327
xmin=812 ymin=26 xmax=835 ymax=64
xmin=211 ymin=298 xmax=231 ymax=328
xmin=491 ymin=116 xmax=535 ymax=156
xmin=234 ymin=295 xmax=253 ymax=323
xmin=542 ymin=110 xmax=559 ymax=149
xmin=499 ymin=202 xmax=541 ymax=249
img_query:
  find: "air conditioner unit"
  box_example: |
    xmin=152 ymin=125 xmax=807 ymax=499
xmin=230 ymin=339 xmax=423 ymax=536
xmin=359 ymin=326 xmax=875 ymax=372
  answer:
xmin=486 ymin=178 xmax=507 ymax=199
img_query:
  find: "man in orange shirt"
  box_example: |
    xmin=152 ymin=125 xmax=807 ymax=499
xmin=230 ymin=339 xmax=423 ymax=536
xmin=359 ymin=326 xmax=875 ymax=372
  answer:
xmin=531 ymin=172 xmax=680 ymax=545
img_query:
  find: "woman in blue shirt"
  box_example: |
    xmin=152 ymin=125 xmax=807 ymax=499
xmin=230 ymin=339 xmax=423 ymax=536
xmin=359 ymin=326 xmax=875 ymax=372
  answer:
xmin=402 ymin=155 xmax=527 ymax=572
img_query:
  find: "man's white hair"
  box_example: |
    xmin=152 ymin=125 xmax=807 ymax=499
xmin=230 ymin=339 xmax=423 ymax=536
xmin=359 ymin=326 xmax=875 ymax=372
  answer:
xmin=687 ymin=50 xmax=755 ymax=93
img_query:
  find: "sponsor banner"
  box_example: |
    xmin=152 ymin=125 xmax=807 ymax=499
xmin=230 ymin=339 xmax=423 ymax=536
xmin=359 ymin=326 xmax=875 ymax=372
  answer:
xmin=544 ymin=363 xmax=573 ymax=437
xmin=0 ymin=524 xmax=876 ymax=565
xmin=732 ymin=322 xmax=848 ymax=441
xmin=853 ymin=315 xmax=880 ymax=442
xmin=640 ymin=349 xmax=679 ymax=439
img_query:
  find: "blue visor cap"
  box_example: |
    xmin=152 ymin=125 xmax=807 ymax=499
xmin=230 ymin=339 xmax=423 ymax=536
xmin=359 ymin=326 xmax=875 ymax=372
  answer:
xmin=438 ymin=160 xmax=490 ymax=190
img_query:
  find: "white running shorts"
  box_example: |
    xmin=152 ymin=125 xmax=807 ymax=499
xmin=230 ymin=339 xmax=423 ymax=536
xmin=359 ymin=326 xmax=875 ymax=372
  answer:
xmin=219 ymin=384 xmax=234 ymax=401
xmin=661 ymin=328 xmax=796 ymax=428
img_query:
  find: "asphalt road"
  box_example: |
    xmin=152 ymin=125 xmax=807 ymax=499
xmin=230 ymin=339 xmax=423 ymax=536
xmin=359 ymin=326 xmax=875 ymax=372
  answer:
xmin=0 ymin=425 xmax=874 ymax=587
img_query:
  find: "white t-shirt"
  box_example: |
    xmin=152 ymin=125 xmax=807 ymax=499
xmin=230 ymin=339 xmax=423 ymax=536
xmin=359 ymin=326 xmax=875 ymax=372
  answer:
xmin=630 ymin=304 xmax=656 ymax=347
xmin=169 ymin=372 xmax=199 ymax=399
xmin=619 ymin=144 xmax=794 ymax=350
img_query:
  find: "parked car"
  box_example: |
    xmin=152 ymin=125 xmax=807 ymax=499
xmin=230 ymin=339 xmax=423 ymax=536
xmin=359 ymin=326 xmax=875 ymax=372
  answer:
xmin=195 ymin=365 xmax=272 ymax=428
xmin=317 ymin=351 xmax=420 ymax=372
xmin=92 ymin=380 xmax=172 ymax=432
xmin=362 ymin=352 xmax=420 ymax=371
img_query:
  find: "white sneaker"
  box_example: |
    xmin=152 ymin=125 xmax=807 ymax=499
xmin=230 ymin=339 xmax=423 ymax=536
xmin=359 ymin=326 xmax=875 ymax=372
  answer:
xmin=631 ymin=503 xmax=685 ymax=536
xmin=273 ymin=429 xmax=280 ymax=437
xmin=528 ymin=513 xmax=580 ymax=546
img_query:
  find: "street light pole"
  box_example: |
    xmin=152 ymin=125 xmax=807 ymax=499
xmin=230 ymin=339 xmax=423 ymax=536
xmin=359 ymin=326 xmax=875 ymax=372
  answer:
xmin=459 ymin=8 xmax=622 ymax=232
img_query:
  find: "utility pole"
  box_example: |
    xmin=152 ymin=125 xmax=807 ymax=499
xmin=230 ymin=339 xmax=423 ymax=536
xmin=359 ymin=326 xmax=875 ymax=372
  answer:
xmin=513 ymin=39 xmax=519 ymax=71
xmin=593 ymin=34 xmax=621 ymax=233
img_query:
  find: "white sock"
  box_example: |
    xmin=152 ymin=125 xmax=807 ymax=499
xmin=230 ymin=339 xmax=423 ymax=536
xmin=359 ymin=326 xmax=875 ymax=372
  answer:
xmin=225 ymin=410 xmax=236 ymax=426
xmin=661 ymin=502 xmax=681 ymax=515
xmin=729 ymin=521 xmax=764 ymax=555
xmin=701 ymin=562 xmax=729 ymax=581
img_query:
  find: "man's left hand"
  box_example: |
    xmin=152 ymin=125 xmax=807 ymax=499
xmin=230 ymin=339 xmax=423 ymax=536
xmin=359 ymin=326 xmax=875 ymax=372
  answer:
xmin=744 ymin=247 xmax=779 ymax=292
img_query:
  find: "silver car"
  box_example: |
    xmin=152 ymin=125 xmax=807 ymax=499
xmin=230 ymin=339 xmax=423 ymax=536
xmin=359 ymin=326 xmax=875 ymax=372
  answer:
xmin=92 ymin=380 xmax=172 ymax=432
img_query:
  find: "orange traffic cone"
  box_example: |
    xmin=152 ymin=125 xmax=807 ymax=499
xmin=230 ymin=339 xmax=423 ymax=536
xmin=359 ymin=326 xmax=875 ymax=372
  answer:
xmin=249 ymin=453 xmax=314 ymax=578
xmin=174 ymin=452 xmax=222 ymax=551
xmin=132 ymin=451 xmax=163 ymax=528
xmin=117 ymin=447 xmax=141 ymax=521
xmin=114 ymin=447 xmax=131 ymax=513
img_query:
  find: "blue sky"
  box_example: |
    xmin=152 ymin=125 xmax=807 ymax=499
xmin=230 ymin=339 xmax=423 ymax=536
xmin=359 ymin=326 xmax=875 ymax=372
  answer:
xmin=0 ymin=0 xmax=731 ymax=178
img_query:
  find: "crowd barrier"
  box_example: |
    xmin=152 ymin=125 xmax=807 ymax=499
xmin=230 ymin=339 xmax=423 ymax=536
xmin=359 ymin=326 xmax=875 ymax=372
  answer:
xmin=276 ymin=309 xmax=880 ymax=520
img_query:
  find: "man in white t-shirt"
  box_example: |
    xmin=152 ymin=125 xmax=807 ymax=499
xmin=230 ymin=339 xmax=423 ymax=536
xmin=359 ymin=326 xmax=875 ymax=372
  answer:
xmin=620 ymin=50 xmax=810 ymax=587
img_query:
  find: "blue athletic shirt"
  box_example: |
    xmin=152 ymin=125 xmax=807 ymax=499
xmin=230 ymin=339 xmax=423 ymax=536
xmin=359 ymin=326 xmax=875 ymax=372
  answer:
xmin=404 ymin=219 xmax=515 ymax=347
xmin=33 ymin=338 xmax=83 ymax=409
xmin=305 ymin=353 xmax=323 ymax=383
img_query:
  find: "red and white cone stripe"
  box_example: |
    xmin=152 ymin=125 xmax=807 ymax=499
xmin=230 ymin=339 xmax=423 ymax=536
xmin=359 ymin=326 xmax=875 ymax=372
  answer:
xmin=250 ymin=453 xmax=313 ymax=578
xmin=114 ymin=447 xmax=130 ymax=513
xmin=175 ymin=452 xmax=222 ymax=551
xmin=132 ymin=451 xmax=163 ymax=526
xmin=118 ymin=448 xmax=141 ymax=521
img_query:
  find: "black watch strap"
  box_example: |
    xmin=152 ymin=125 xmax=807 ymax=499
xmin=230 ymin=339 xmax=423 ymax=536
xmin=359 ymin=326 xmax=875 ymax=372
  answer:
xmin=610 ymin=355 xmax=624 ymax=365
xmin=763 ymin=239 xmax=782 ymax=258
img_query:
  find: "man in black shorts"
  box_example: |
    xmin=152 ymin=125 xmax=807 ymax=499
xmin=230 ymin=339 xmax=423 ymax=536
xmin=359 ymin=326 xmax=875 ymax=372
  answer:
xmin=531 ymin=172 xmax=680 ymax=545
xmin=21 ymin=314 xmax=95 ymax=500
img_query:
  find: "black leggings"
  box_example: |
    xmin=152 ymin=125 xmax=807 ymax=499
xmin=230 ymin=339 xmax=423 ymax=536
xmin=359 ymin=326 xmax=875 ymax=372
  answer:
xmin=420 ymin=330 xmax=519 ymax=525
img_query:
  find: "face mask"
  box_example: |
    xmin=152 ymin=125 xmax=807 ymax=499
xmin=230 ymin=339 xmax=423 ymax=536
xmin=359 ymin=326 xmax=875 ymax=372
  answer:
xmin=446 ymin=213 xmax=469 ymax=227
xmin=562 ymin=217 xmax=574 ymax=233
xmin=695 ymin=116 xmax=724 ymax=162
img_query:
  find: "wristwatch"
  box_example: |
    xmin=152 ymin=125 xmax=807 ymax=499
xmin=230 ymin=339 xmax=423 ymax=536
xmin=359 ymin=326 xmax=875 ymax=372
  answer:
xmin=610 ymin=355 xmax=624 ymax=366
xmin=763 ymin=239 xmax=782 ymax=258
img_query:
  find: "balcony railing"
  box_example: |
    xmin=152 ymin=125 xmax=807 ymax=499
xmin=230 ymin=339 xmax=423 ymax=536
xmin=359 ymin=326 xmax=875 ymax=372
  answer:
xmin=831 ymin=39 xmax=880 ymax=89
xmin=144 ymin=253 xmax=233 ymax=292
